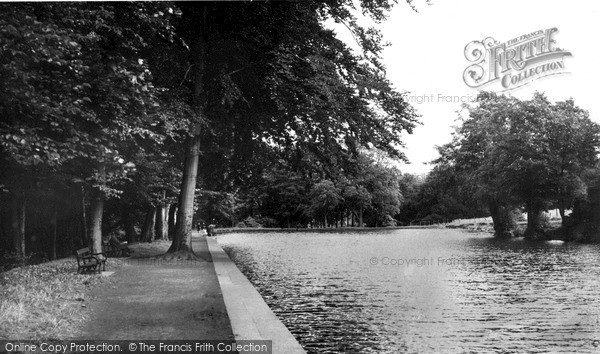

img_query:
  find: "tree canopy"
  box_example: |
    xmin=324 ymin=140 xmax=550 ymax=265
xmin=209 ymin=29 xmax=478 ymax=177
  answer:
xmin=431 ymin=92 xmax=600 ymax=239
xmin=0 ymin=1 xmax=420 ymax=262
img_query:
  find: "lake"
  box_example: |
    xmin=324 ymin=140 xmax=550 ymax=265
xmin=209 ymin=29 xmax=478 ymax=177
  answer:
xmin=217 ymin=229 xmax=600 ymax=353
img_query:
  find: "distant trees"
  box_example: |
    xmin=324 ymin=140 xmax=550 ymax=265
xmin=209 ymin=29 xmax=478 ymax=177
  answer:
xmin=351 ymin=153 xmax=403 ymax=226
xmin=195 ymin=191 xmax=236 ymax=228
xmin=341 ymin=183 xmax=371 ymax=227
xmin=233 ymin=151 xmax=404 ymax=228
xmin=429 ymin=92 xmax=600 ymax=239
xmin=395 ymin=164 xmax=487 ymax=226
xmin=308 ymin=180 xmax=343 ymax=228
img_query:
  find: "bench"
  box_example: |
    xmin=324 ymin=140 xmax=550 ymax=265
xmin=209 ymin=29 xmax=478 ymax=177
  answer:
xmin=75 ymin=247 xmax=106 ymax=274
xmin=107 ymin=235 xmax=131 ymax=257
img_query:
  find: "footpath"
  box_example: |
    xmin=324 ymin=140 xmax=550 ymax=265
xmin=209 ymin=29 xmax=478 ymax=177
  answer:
xmin=82 ymin=235 xmax=233 ymax=340
xmin=81 ymin=234 xmax=305 ymax=354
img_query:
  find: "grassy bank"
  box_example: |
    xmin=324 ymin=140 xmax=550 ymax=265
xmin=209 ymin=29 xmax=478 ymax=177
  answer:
xmin=0 ymin=241 xmax=178 ymax=340
xmin=0 ymin=258 xmax=119 ymax=340
xmin=0 ymin=240 xmax=177 ymax=340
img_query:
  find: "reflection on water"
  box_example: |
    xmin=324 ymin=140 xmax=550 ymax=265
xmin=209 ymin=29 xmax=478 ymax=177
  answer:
xmin=218 ymin=229 xmax=600 ymax=353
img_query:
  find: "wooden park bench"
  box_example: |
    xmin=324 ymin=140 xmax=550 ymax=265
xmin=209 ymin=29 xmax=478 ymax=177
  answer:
xmin=75 ymin=247 xmax=106 ymax=274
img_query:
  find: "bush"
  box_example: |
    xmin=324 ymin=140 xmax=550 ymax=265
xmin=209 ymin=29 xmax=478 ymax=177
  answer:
xmin=0 ymin=252 xmax=27 ymax=273
xmin=381 ymin=215 xmax=397 ymax=227
xmin=253 ymin=216 xmax=278 ymax=228
xmin=0 ymin=251 xmax=48 ymax=273
xmin=417 ymin=213 xmax=444 ymax=224
xmin=234 ymin=217 xmax=263 ymax=228
xmin=242 ymin=217 xmax=262 ymax=228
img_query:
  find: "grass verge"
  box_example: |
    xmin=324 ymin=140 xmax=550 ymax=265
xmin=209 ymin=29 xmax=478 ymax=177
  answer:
xmin=0 ymin=240 xmax=180 ymax=340
xmin=0 ymin=257 xmax=123 ymax=340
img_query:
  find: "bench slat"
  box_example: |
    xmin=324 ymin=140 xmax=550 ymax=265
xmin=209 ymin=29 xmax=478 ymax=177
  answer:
xmin=75 ymin=247 xmax=106 ymax=274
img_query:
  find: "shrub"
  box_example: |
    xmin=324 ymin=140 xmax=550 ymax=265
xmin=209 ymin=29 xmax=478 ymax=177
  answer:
xmin=381 ymin=215 xmax=397 ymax=227
xmin=242 ymin=217 xmax=262 ymax=228
xmin=253 ymin=216 xmax=278 ymax=228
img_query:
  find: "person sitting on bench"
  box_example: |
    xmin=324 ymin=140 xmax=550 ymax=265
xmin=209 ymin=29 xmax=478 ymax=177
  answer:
xmin=108 ymin=235 xmax=132 ymax=257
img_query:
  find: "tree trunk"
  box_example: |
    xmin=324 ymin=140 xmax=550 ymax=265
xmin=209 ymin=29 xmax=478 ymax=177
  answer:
xmin=123 ymin=208 xmax=137 ymax=243
xmin=89 ymin=163 xmax=106 ymax=255
xmin=559 ymin=207 xmax=566 ymax=227
xmin=155 ymin=204 xmax=166 ymax=241
xmin=488 ymin=202 xmax=517 ymax=238
xmin=358 ymin=206 xmax=364 ymax=227
xmin=161 ymin=204 xmax=169 ymax=240
xmin=12 ymin=197 xmax=26 ymax=257
xmin=166 ymin=11 xmax=207 ymax=259
xmin=50 ymin=204 xmax=57 ymax=260
xmin=141 ymin=207 xmax=156 ymax=243
xmin=88 ymin=194 xmax=104 ymax=255
xmin=81 ymin=186 xmax=88 ymax=246
xmin=168 ymin=204 xmax=177 ymax=239
xmin=524 ymin=207 xmax=545 ymax=240
xmin=167 ymin=134 xmax=200 ymax=258
xmin=558 ymin=207 xmax=565 ymax=220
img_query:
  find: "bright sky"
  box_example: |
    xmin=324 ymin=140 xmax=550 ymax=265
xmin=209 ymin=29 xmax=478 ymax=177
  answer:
xmin=373 ymin=0 xmax=600 ymax=175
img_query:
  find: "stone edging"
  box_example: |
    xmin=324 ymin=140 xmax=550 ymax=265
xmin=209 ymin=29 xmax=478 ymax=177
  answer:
xmin=206 ymin=237 xmax=306 ymax=354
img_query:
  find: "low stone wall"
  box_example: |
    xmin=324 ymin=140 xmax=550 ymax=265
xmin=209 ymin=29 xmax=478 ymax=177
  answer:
xmin=206 ymin=237 xmax=306 ymax=354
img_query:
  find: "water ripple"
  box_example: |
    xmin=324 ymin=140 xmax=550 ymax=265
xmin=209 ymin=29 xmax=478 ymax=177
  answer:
xmin=219 ymin=230 xmax=600 ymax=353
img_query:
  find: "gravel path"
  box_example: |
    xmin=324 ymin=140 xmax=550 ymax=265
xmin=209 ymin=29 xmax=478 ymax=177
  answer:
xmin=81 ymin=235 xmax=234 ymax=340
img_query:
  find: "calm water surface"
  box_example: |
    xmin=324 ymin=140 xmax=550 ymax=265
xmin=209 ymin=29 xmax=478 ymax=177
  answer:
xmin=217 ymin=229 xmax=600 ymax=353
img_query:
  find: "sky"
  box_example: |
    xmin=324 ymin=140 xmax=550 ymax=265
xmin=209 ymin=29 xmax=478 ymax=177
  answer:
xmin=364 ymin=0 xmax=600 ymax=175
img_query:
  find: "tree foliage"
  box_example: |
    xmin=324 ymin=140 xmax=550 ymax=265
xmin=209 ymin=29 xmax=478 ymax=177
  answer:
xmin=0 ymin=1 xmax=421 ymax=262
xmin=1 ymin=2 xmax=182 ymax=255
xmin=433 ymin=92 xmax=600 ymax=238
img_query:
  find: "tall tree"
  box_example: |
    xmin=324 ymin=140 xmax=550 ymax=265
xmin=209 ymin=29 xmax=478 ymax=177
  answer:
xmin=437 ymin=92 xmax=600 ymax=239
xmin=499 ymin=94 xmax=600 ymax=238
xmin=164 ymin=1 xmax=419 ymax=256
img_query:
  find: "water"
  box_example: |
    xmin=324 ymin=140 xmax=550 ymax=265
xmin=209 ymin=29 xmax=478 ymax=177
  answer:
xmin=217 ymin=229 xmax=600 ymax=353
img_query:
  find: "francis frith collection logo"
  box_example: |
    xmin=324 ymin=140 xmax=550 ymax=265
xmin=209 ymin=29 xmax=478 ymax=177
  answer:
xmin=463 ymin=28 xmax=571 ymax=91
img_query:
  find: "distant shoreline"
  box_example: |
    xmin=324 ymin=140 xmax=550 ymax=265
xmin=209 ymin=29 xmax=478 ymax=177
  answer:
xmin=213 ymin=225 xmax=467 ymax=234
